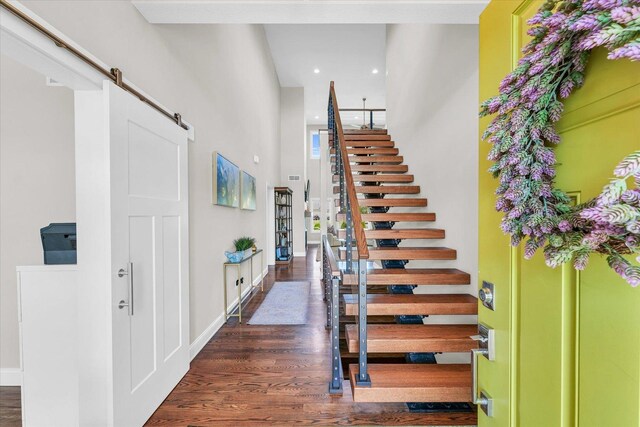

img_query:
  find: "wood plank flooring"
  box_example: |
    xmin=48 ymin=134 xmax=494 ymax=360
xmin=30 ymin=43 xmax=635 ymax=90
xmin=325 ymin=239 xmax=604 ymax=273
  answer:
xmin=0 ymin=246 xmax=476 ymax=426
xmin=0 ymin=387 xmax=20 ymax=427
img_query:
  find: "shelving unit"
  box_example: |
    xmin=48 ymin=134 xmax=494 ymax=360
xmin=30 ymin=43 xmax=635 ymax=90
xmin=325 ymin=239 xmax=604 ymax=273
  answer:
xmin=274 ymin=187 xmax=293 ymax=266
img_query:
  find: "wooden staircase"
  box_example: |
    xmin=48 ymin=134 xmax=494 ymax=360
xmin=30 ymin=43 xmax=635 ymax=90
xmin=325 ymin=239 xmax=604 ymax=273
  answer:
xmin=329 ymin=127 xmax=477 ymax=405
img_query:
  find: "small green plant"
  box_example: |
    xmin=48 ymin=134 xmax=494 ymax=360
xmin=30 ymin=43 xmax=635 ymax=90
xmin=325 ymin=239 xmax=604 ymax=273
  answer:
xmin=233 ymin=236 xmax=256 ymax=252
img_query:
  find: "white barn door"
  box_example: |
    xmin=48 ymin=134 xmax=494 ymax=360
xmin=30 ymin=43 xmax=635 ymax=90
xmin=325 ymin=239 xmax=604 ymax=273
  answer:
xmin=106 ymin=81 xmax=189 ymax=426
xmin=76 ymin=80 xmax=189 ymax=427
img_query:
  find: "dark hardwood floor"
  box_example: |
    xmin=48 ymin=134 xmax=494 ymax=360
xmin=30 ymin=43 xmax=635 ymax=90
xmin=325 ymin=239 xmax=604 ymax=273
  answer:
xmin=0 ymin=246 xmax=476 ymax=426
xmin=0 ymin=387 xmax=21 ymax=427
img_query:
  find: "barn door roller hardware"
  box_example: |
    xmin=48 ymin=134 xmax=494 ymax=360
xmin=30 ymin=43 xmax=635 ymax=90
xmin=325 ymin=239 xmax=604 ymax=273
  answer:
xmin=1 ymin=0 xmax=189 ymax=131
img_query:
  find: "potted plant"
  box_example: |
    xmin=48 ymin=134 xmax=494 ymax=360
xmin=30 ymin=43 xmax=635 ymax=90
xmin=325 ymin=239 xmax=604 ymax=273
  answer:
xmin=234 ymin=236 xmax=256 ymax=258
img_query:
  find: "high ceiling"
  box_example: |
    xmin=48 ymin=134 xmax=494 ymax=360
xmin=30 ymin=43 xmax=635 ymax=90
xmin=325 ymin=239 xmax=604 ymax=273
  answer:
xmin=264 ymin=25 xmax=386 ymax=127
xmin=133 ymin=1 xmax=489 ymax=25
xmin=133 ymin=0 xmax=490 ymax=127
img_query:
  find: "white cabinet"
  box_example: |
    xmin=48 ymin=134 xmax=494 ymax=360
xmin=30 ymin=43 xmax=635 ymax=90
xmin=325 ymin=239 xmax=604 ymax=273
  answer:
xmin=17 ymin=265 xmax=78 ymax=427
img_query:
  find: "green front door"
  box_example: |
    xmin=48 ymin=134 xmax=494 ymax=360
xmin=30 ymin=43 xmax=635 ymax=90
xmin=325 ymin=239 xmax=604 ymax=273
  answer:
xmin=478 ymin=1 xmax=640 ymax=426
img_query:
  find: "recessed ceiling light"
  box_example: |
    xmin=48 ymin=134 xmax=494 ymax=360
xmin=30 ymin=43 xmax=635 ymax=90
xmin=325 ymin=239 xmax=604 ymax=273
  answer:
xmin=372 ymin=68 xmax=379 ymax=74
xmin=313 ymin=68 xmax=320 ymax=74
xmin=354 ymin=116 xmax=359 ymax=120
xmin=314 ymin=115 xmax=320 ymax=119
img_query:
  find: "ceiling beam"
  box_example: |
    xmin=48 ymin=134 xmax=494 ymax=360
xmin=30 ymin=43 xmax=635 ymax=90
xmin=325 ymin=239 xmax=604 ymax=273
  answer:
xmin=132 ymin=1 xmax=489 ymax=24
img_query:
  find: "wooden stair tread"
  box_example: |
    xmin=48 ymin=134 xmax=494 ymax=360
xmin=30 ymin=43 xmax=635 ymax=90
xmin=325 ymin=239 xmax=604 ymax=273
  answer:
xmin=345 ymin=324 xmax=476 ymax=353
xmin=337 ymin=228 xmax=445 ymax=240
xmin=340 ymin=284 xmax=389 ymax=293
xmin=343 ymin=129 xmax=387 ymax=135
xmin=331 ymin=148 xmax=399 ymax=155
xmin=339 ymin=314 xmax=396 ymax=324
xmin=338 ymin=246 xmax=456 ymax=260
xmin=333 ymin=185 xmax=420 ymax=194
xmin=350 ymin=165 xmax=408 ymax=173
xmin=356 ymin=198 xmax=428 ymax=207
xmin=343 ymin=294 xmax=478 ymax=315
xmin=333 ymin=174 xmax=414 ymax=183
xmin=337 ymin=212 xmax=436 ymax=222
xmin=348 ymin=156 xmax=403 ymax=164
xmin=349 ymin=364 xmax=471 ymax=403
xmin=344 ymin=140 xmax=395 ymax=148
xmin=342 ymin=268 xmax=471 ymax=285
xmin=344 ymin=134 xmax=392 ymax=141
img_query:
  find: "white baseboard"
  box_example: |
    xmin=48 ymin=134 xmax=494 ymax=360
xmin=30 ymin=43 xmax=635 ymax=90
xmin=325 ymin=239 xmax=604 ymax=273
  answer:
xmin=0 ymin=368 xmax=22 ymax=386
xmin=255 ymin=267 xmax=268 ymax=286
xmin=189 ymin=311 xmax=225 ymax=361
xmin=307 ymin=240 xmax=320 ymax=244
xmin=189 ymin=267 xmax=269 ymax=361
xmin=294 ymin=251 xmax=306 ymax=257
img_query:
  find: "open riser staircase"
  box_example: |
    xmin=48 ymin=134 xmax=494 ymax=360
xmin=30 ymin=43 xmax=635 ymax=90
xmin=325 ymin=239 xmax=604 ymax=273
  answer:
xmin=322 ymin=82 xmax=478 ymax=410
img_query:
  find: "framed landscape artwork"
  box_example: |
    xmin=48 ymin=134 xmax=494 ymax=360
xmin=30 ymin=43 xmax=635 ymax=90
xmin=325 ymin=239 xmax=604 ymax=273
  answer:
xmin=240 ymin=171 xmax=257 ymax=210
xmin=212 ymin=152 xmax=239 ymax=208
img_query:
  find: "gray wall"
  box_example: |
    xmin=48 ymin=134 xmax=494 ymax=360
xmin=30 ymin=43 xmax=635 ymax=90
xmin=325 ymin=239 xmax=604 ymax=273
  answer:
xmin=0 ymin=56 xmax=76 ymax=370
xmin=386 ymin=24 xmax=479 ymax=330
xmin=279 ymin=87 xmax=307 ymax=255
xmin=0 ymin=1 xmax=282 ymax=371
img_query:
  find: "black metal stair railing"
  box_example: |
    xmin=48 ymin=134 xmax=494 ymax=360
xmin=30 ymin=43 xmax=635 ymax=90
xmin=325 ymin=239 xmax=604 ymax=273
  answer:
xmin=323 ymin=82 xmax=371 ymax=394
xmin=322 ymin=236 xmax=342 ymax=394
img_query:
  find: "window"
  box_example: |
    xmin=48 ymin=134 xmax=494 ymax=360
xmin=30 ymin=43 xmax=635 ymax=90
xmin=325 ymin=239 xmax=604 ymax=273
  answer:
xmin=311 ymin=198 xmax=321 ymax=231
xmin=310 ymin=132 xmax=320 ymax=159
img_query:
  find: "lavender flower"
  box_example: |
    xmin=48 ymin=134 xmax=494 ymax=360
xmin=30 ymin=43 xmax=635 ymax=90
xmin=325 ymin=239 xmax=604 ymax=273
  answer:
xmin=574 ymin=252 xmax=590 ymax=270
xmin=568 ymin=14 xmax=601 ymax=31
xmin=608 ymin=43 xmax=640 ymax=61
xmin=610 ymin=6 xmax=640 ymax=23
xmin=558 ymin=220 xmax=572 ymax=232
xmin=584 ymin=0 xmax=624 ymax=10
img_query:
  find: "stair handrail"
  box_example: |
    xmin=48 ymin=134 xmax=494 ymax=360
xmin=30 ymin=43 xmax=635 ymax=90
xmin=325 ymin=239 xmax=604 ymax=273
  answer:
xmin=322 ymin=235 xmax=343 ymax=394
xmin=329 ymin=81 xmax=369 ymax=260
xmin=328 ymin=82 xmax=371 ymax=387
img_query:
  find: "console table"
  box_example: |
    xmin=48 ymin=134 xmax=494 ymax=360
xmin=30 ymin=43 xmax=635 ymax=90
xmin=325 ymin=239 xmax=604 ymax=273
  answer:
xmin=223 ymin=249 xmax=264 ymax=323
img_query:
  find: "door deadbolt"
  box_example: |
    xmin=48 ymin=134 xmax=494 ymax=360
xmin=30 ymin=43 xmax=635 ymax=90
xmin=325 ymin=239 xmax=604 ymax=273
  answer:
xmin=479 ymin=281 xmax=495 ymax=311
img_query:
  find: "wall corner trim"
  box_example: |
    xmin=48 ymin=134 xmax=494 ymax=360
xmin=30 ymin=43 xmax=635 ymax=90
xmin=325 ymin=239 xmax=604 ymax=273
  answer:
xmin=0 ymin=368 xmax=23 ymax=386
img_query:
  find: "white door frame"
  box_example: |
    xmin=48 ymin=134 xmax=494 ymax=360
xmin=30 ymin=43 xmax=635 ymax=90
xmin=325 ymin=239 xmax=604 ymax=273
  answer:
xmin=266 ymin=183 xmax=276 ymax=265
xmin=1 ymin=2 xmax=195 ymax=424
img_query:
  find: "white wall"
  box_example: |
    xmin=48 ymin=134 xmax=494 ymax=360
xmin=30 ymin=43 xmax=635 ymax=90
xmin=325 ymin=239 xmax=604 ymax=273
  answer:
xmin=386 ymin=24 xmax=479 ymax=328
xmin=0 ymin=55 xmax=76 ymax=373
xmin=280 ymin=87 xmax=307 ymax=256
xmin=0 ymin=1 xmax=281 ymax=372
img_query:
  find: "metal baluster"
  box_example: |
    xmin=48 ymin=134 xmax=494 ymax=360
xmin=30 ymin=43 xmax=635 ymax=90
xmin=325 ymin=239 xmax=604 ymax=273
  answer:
xmin=370 ymin=110 xmax=374 ymax=130
xmin=329 ymin=271 xmax=343 ymax=394
xmin=356 ymin=259 xmax=371 ymax=386
xmin=324 ymin=248 xmax=331 ymax=330
xmin=337 ymin=131 xmax=345 ymax=212
xmin=345 ymin=198 xmax=353 ymax=274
